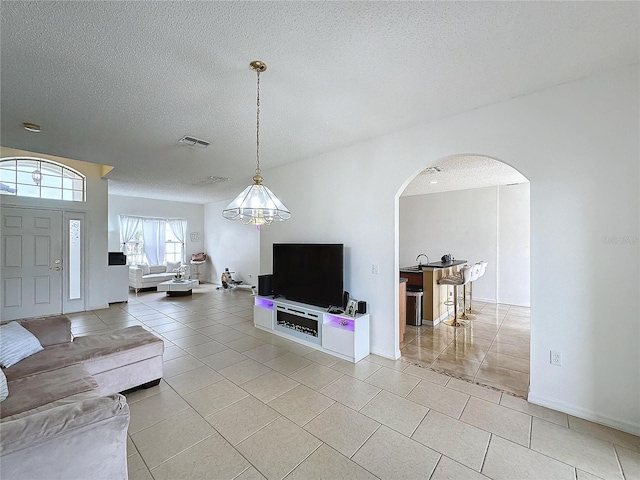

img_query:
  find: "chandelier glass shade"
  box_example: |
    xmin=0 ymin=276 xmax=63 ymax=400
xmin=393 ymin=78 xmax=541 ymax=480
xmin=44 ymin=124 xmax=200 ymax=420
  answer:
xmin=223 ymin=61 xmax=290 ymax=226
xmin=222 ymin=174 xmax=291 ymax=225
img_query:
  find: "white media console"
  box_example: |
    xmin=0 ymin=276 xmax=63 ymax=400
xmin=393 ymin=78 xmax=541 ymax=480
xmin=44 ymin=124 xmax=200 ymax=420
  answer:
xmin=253 ymin=296 xmax=370 ymax=363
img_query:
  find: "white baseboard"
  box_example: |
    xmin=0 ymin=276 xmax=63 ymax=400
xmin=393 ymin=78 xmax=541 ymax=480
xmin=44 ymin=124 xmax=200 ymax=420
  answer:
xmin=423 ymin=309 xmax=449 ymax=327
xmin=527 ymin=392 xmax=640 ymax=436
xmin=474 ymin=297 xmax=497 ymax=304
xmin=370 ymin=347 xmax=400 ymax=360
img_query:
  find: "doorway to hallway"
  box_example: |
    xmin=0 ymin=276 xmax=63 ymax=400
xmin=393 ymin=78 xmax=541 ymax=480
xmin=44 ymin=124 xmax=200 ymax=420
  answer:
xmin=397 ymin=154 xmax=530 ymax=397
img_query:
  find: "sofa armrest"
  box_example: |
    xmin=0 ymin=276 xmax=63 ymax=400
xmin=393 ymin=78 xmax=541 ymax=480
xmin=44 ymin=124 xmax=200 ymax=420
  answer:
xmin=129 ymin=267 xmax=143 ymax=280
xmin=19 ymin=316 xmax=72 ymax=347
xmin=0 ymin=394 xmax=129 ymax=480
xmin=129 ymin=267 xmax=143 ymax=289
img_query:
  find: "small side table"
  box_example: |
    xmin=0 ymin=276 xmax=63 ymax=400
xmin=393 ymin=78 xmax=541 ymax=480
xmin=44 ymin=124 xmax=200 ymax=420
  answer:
xmin=190 ymin=260 xmax=205 ymax=281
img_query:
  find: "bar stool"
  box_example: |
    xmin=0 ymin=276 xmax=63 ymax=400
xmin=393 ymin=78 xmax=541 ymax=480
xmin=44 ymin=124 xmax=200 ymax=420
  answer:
xmin=438 ymin=265 xmax=473 ymax=328
xmin=467 ymin=261 xmax=487 ymax=314
xmin=458 ymin=264 xmax=480 ymax=321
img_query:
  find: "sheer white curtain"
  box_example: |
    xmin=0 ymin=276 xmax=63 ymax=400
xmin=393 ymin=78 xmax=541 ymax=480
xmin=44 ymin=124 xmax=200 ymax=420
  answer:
xmin=118 ymin=215 xmax=140 ymax=254
xmin=142 ymin=219 xmax=165 ymax=266
xmin=168 ymin=219 xmax=187 ymax=262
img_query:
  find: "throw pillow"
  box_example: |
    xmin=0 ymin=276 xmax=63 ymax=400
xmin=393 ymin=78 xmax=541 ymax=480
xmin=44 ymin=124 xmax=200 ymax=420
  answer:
xmin=20 ymin=316 xmax=72 ymax=347
xmin=140 ymin=263 xmax=150 ymax=275
xmin=0 ymin=368 xmax=8 ymax=402
xmin=166 ymin=260 xmax=181 ymax=272
xmin=0 ymin=321 xmax=44 ymax=368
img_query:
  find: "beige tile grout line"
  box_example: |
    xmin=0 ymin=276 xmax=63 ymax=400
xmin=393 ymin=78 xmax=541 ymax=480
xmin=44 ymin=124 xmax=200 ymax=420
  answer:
xmin=612 ymin=444 xmax=627 ymax=480
xmin=426 ymin=455 xmax=444 ymax=480
xmin=479 ymin=433 xmax=493 ymax=474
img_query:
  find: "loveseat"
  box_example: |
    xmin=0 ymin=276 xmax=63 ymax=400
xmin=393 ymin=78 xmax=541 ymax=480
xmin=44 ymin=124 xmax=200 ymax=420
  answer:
xmin=0 ymin=315 xmax=164 ymax=480
xmin=129 ymin=262 xmax=191 ymax=292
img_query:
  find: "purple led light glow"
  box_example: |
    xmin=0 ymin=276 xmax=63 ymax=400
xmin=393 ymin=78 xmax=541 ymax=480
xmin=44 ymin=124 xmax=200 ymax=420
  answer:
xmin=325 ymin=315 xmax=355 ymax=332
xmin=255 ymin=298 xmax=274 ymax=310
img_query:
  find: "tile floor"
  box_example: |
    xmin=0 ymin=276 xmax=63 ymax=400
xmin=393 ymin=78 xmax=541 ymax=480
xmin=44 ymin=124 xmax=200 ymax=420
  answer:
xmin=69 ymin=285 xmax=639 ymax=480
xmin=401 ymin=301 xmax=530 ymax=397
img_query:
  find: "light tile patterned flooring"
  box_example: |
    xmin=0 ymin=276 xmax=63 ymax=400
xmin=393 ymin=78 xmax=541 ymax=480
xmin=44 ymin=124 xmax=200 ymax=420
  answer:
xmin=70 ymin=285 xmax=640 ymax=480
xmin=400 ymin=301 xmax=531 ymax=397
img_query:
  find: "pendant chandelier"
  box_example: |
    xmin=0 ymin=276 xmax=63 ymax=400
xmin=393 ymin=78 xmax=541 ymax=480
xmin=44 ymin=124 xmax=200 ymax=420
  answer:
xmin=222 ymin=61 xmax=291 ymax=225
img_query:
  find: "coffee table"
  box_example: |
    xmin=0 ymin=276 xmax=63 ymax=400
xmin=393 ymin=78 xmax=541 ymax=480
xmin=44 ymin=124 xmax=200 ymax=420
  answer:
xmin=157 ymin=279 xmax=198 ymax=296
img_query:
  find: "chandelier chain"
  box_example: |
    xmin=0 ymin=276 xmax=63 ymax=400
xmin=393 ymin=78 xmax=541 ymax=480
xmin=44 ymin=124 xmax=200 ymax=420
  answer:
xmin=255 ymin=70 xmax=261 ymax=176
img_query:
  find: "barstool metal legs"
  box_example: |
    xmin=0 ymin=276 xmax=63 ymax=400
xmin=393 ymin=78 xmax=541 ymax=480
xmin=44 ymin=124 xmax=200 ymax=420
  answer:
xmin=466 ymin=282 xmax=480 ymax=314
xmin=444 ymin=285 xmax=468 ymax=328
xmin=459 ymin=284 xmax=476 ymax=320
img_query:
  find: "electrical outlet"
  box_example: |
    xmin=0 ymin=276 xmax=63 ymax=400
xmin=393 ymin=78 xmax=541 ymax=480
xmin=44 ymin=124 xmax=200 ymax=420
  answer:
xmin=550 ymin=351 xmax=562 ymax=366
xmin=372 ymin=264 xmax=379 ymax=274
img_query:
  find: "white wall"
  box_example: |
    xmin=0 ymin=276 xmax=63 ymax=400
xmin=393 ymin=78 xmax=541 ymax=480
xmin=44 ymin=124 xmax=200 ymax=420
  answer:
xmin=399 ymin=183 xmax=530 ymax=306
xmin=0 ymin=147 xmax=109 ymax=311
xmin=497 ymin=183 xmax=530 ymax=305
xmin=107 ymin=194 xmax=205 ymax=271
xmin=260 ymin=66 xmax=639 ymax=434
xmin=400 ymin=187 xmax=499 ymax=304
xmin=204 ymin=200 xmax=260 ymax=286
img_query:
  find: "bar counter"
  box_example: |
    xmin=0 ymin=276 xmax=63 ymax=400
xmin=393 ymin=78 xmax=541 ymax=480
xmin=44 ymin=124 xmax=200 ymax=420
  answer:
xmin=399 ymin=260 xmax=466 ymax=324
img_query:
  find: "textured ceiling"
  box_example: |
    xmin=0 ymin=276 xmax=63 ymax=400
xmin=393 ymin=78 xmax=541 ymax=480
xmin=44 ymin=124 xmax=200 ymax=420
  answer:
xmin=1 ymin=2 xmax=638 ymax=204
xmin=401 ymin=156 xmax=529 ymax=197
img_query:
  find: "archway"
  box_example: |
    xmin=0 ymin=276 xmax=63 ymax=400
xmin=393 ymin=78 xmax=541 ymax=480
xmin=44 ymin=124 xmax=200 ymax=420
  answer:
xmin=396 ymin=154 xmax=531 ymax=396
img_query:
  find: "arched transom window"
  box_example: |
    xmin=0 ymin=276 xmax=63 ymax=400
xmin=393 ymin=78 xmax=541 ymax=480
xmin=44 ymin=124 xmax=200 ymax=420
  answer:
xmin=0 ymin=157 xmax=86 ymax=201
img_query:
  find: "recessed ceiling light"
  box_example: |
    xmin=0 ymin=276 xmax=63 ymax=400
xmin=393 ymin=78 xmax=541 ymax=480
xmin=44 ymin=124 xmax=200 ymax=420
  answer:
xmin=430 ymin=180 xmax=438 ymax=184
xmin=23 ymin=122 xmax=41 ymax=133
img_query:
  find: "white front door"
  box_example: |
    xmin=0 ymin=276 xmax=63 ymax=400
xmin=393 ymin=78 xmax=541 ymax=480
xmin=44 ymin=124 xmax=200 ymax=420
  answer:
xmin=1 ymin=207 xmax=63 ymax=320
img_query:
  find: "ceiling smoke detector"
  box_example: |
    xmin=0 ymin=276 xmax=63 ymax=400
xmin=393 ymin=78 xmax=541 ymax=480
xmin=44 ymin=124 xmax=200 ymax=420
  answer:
xmin=179 ymin=135 xmax=210 ymax=148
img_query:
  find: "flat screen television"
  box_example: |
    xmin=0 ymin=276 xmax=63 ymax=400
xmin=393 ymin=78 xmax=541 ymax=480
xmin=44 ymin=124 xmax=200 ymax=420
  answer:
xmin=272 ymin=243 xmax=344 ymax=309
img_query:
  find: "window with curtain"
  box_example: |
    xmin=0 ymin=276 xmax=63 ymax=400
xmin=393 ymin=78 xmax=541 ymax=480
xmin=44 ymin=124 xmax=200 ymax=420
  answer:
xmin=124 ymin=228 xmax=145 ymax=265
xmin=118 ymin=215 xmax=186 ymax=265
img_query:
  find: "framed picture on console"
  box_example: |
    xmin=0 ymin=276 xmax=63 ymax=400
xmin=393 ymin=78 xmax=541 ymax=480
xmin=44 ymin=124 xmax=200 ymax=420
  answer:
xmin=345 ymin=299 xmax=358 ymax=317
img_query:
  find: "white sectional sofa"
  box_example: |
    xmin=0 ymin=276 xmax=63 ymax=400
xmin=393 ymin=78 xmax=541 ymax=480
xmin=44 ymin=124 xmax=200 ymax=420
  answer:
xmin=128 ymin=263 xmax=191 ymax=292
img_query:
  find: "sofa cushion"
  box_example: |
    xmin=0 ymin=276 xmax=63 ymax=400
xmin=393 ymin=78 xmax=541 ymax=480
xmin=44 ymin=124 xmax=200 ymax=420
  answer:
xmin=1 ymin=365 xmax=98 ymax=419
xmin=19 ymin=316 xmax=73 ymax=347
xmin=166 ymin=260 xmax=181 ymax=272
xmin=149 ymin=265 xmax=167 ymax=274
xmin=0 ymin=322 xmax=44 ymax=368
xmin=3 ymin=326 xmax=163 ymax=381
xmin=0 ymin=393 xmax=129 ymax=458
xmin=140 ymin=263 xmax=150 ymax=275
xmin=142 ymin=273 xmax=173 ymax=282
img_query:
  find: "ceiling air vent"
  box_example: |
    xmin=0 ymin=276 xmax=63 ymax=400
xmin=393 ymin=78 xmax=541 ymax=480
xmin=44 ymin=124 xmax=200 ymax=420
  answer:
xmin=179 ymin=135 xmax=210 ymax=148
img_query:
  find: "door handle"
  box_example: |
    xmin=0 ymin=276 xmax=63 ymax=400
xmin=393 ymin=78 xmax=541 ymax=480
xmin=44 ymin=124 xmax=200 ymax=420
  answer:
xmin=52 ymin=266 xmax=62 ymax=271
